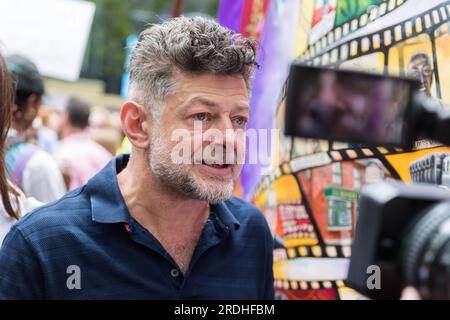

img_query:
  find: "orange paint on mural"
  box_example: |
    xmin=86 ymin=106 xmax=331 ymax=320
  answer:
xmin=385 ymin=146 xmax=450 ymax=183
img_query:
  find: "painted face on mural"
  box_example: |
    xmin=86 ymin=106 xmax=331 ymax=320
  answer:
xmin=147 ymin=72 xmax=249 ymax=204
xmin=407 ymin=53 xmax=434 ymax=97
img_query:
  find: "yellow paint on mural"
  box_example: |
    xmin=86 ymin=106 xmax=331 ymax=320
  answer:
xmin=253 ymin=175 xmax=303 ymax=227
xmin=233 ymin=180 xmax=243 ymax=198
xmin=273 ymin=260 xmax=287 ymax=280
xmin=295 ymin=1 xmax=315 ymax=56
xmin=284 ymin=238 xmax=319 ymax=248
xmin=271 ymin=175 xmax=301 ymax=203
xmin=435 ymin=29 xmax=450 ymax=104
xmin=253 ymin=190 xmax=267 ymax=209
xmin=386 ymin=146 xmax=450 ymax=183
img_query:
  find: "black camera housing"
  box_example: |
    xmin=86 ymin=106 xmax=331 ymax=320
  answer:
xmin=284 ymin=64 xmax=419 ymax=149
xmin=345 ymin=181 xmax=450 ymax=299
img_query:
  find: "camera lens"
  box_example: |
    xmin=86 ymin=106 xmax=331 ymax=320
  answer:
xmin=402 ymin=201 xmax=450 ymax=299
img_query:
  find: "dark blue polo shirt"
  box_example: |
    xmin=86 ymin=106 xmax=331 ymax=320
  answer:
xmin=0 ymin=155 xmax=274 ymax=300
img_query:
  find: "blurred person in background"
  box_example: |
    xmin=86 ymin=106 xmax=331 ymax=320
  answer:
xmin=89 ymin=107 xmax=123 ymax=155
xmin=5 ymin=54 xmax=66 ymax=203
xmin=90 ymin=127 xmax=122 ymax=156
xmin=0 ymin=54 xmax=41 ymax=243
xmin=35 ymin=106 xmax=60 ymax=154
xmin=53 ymin=97 xmax=112 ymax=190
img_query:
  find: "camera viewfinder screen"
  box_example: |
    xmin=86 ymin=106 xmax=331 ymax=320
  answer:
xmin=285 ymin=65 xmax=413 ymax=146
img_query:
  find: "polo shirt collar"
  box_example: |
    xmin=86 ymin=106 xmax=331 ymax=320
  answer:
xmin=87 ymin=154 xmax=131 ymax=224
xmin=212 ymin=201 xmax=241 ymax=231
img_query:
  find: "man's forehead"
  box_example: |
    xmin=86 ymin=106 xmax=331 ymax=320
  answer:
xmin=174 ymin=70 xmax=245 ymax=86
xmin=159 ymin=72 xmax=249 ymax=114
xmin=177 ymin=74 xmax=248 ymax=97
xmin=187 ymin=96 xmax=249 ymax=108
xmin=175 ymin=94 xmax=250 ymax=112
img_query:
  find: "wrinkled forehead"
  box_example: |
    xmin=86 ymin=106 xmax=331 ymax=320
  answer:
xmin=173 ymin=72 xmax=248 ymax=101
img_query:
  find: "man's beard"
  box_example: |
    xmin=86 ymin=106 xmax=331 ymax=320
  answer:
xmin=148 ymin=126 xmax=240 ymax=204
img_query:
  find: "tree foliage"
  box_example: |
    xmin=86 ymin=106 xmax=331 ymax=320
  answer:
xmin=81 ymin=0 xmax=219 ymax=94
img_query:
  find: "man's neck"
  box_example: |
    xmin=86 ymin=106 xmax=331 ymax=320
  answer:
xmin=117 ymin=151 xmax=210 ymax=273
xmin=117 ymin=151 xmax=210 ymax=240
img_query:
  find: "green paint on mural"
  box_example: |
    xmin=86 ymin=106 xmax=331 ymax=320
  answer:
xmin=335 ymin=0 xmax=385 ymax=27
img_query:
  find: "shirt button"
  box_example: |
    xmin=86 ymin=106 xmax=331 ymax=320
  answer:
xmin=170 ymin=268 xmax=180 ymax=278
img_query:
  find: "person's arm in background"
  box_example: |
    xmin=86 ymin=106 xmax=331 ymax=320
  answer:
xmin=22 ymin=150 xmax=66 ymax=203
xmin=0 ymin=225 xmax=45 ymax=299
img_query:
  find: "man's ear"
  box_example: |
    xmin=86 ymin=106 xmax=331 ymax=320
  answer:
xmin=120 ymin=100 xmax=151 ymax=149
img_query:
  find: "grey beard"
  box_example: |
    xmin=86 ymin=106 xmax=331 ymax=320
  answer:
xmin=148 ymin=129 xmax=234 ymax=204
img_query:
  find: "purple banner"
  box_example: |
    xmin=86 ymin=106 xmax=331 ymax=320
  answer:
xmin=240 ymin=0 xmax=301 ymax=199
xmin=217 ymin=0 xmax=244 ymax=32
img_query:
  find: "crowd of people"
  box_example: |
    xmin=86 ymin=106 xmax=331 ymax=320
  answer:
xmin=0 ymin=54 xmax=125 ymax=243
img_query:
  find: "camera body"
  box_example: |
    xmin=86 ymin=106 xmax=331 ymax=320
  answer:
xmin=284 ymin=63 xmax=450 ymax=299
xmin=345 ymin=181 xmax=450 ymax=299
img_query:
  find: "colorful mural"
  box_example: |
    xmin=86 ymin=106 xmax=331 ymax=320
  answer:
xmin=219 ymin=0 xmax=450 ymax=300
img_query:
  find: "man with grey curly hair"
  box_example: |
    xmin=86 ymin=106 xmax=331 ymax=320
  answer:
xmin=0 ymin=16 xmax=274 ymax=300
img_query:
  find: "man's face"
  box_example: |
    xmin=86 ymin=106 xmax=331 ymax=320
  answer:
xmin=407 ymin=56 xmax=433 ymax=96
xmin=147 ymin=73 xmax=249 ymax=204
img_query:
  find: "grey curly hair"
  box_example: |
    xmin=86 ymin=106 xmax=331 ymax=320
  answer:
xmin=128 ymin=16 xmax=258 ymax=118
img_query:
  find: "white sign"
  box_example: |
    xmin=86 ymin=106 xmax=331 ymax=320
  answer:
xmin=0 ymin=0 xmax=95 ymax=81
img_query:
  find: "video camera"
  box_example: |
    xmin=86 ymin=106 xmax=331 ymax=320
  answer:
xmin=284 ymin=64 xmax=450 ymax=299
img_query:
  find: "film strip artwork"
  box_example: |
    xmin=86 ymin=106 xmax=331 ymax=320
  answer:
xmin=275 ymin=279 xmax=346 ymax=292
xmin=245 ymin=0 xmax=450 ymax=300
xmin=253 ymin=145 xmax=404 ymax=197
xmin=298 ymin=0 xmax=450 ymax=71
xmin=305 ymin=0 xmax=408 ymax=59
xmin=256 ymin=143 xmax=450 ymax=300
xmin=274 ymin=244 xmax=352 ymax=261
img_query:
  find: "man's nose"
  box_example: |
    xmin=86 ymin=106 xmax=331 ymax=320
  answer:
xmin=213 ymin=117 xmax=237 ymax=144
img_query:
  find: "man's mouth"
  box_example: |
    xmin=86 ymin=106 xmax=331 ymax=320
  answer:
xmin=200 ymin=160 xmax=233 ymax=176
xmin=202 ymin=161 xmax=231 ymax=169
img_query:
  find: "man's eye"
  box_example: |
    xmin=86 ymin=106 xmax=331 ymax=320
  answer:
xmin=194 ymin=113 xmax=209 ymax=121
xmin=234 ymin=116 xmax=248 ymax=126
